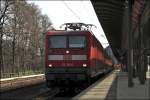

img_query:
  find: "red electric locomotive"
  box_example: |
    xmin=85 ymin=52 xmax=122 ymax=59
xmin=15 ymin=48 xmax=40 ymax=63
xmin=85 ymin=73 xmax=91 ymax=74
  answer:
xmin=45 ymin=23 xmax=113 ymax=89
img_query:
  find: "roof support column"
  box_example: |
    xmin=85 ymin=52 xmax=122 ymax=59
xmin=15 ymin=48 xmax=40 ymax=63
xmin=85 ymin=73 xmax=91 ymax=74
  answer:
xmin=126 ymin=0 xmax=134 ymax=87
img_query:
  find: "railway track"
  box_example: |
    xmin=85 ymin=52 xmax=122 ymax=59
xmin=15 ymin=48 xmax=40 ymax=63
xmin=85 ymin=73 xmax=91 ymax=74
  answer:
xmin=0 ymin=70 xmax=113 ymax=100
xmin=32 ymin=86 xmax=84 ymax=100
xmin=32 ymin=70 xmax=113 ymax=100
xmin=34 ymin=88 xmax=59 ymax=100
xmin=0 ymin=83 xmax=46 ymax=100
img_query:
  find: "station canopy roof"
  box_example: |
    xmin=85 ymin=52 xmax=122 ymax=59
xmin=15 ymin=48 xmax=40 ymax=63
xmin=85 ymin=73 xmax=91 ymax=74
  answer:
xmin=91 ymin=0 xmax=126 ymax=49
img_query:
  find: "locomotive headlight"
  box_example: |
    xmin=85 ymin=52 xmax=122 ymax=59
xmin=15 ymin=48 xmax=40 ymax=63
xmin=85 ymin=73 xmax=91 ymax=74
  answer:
xmin=66 ymin=50 xmax=70 ymax=54
xmin=83 ymin=64 xmax=87 ymax=67
xmin=48 ymin=64 xmax=52 ymax=67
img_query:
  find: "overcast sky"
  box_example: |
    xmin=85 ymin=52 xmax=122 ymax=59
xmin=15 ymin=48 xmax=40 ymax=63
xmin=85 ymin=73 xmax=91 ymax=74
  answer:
xmin=27 ymin=0 xmax=109 ymax=48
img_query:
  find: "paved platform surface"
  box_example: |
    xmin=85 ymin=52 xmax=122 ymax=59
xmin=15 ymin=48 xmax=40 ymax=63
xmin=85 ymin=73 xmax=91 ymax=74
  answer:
xmin=117 ymin=72 xmax=150 ymax=100
xmin=72 ymin=70 xmax=150 ymax=100
xmin=0 ymin=74 xmax=45 ymax=92
xmin=72 ymin=70 xmax=118 ymax=100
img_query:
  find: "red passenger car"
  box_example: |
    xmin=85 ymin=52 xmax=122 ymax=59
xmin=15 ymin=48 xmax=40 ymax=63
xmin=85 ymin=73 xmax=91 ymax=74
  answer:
xmin=45 ymin=23 xmax=113 ymax=88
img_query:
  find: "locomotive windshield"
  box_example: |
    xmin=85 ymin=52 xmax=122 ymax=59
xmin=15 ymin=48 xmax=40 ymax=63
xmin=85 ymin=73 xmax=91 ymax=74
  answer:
xmin=49 ymin=36 xmax=67 ymax=48
xmin=49 ymin=36 xmax=86 ymax=48
xmin=69 ymin=36 xmax=86 ymax=48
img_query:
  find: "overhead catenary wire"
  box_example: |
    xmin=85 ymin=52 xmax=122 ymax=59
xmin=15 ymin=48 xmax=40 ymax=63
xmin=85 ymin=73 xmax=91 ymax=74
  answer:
xmin=81 ymin=0 xmax=93 ymax=23
xmin=61 ymin=0 xmax=109 ymax=48
xmin=62 ymin=0 xmax=82 ymax=22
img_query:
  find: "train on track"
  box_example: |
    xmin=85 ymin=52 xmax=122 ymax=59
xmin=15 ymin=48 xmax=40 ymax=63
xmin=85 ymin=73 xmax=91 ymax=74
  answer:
xmin=45 ymin=23 xmax=113 ymax=90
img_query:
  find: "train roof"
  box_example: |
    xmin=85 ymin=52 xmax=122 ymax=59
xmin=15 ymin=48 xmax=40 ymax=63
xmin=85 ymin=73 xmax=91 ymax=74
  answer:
xmin=46 ymin=30 xmax=92 ymax=36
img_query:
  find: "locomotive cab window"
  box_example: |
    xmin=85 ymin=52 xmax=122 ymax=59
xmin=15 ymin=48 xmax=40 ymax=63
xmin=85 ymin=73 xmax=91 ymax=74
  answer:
xmin=49 ymin=36 xmax=67 ymax=48
xmin=69 ymin=36 xmax=86 ymax=48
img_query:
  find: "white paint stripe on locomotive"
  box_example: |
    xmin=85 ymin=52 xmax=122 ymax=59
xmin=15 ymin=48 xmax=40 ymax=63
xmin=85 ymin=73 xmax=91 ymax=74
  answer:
xmin=48 ymin=55 xmax=63 ymax=60
xmin=48 ymin=55 xmax=87 ymax=60
xmin=72 ymin=55 xmax=87 ymax=60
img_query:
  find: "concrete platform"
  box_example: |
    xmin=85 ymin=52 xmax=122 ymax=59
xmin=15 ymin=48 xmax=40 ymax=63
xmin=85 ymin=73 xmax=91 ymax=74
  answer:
xmin=0 ymin=74 xmax=45 ymax=92
xmin=72 ymin=70 xmax=150 ymax=100
xmin=72 ymin=70 xmax=118 ymax=100
xmin=117 ymin=72 xmax=150 ymax=100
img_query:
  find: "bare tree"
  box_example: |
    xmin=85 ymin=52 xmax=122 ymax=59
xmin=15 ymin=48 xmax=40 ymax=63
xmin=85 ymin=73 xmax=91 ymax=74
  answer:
xmin=0 ymin=0 xmax=14 ymax=75
xmin=1 ymin=0 xmax=54 ymax=78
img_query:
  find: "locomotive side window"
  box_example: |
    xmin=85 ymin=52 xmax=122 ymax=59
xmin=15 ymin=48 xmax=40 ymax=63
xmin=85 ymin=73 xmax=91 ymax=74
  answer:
xmin=49 ymin=36 xmax=67 ymax=48
xmin=69 ymin=36 xmax=86 ymax=48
